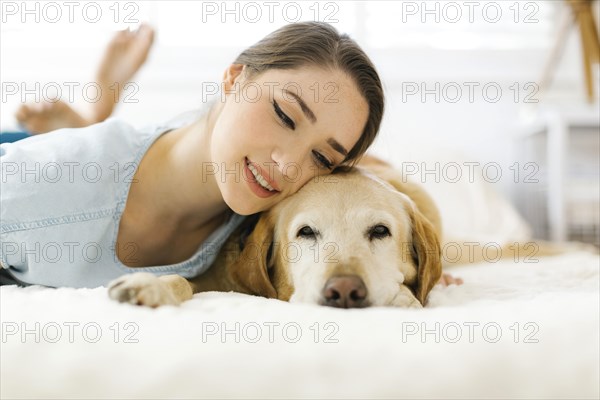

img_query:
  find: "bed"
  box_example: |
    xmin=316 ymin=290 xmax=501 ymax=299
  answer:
xmin=1 ymin=151 xmax=598 ymax=399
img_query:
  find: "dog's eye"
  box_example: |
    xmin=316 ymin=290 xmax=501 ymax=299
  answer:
xmin=369 ymin=224 xmax=391 ymax=240
xmin=297 ymin=226 xmax=317 ymax=239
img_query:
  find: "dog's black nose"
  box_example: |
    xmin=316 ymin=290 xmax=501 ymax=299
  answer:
xmin=321 ymin=275 xmax=368 ymax=308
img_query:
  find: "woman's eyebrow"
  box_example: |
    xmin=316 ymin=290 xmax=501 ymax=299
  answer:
xmin=282 ymin=89 xmax=317 ymax=123
xmin=281 ymin=88 xmax=347 ymax=157
xmin=327 ymin=138 xmax=348 ymax=157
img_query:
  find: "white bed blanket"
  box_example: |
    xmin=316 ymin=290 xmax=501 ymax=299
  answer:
xmin=1 ymin=251 xmax=599 ymax=399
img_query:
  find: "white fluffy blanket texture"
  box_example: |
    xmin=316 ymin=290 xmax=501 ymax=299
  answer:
xmin=1 ymin=251 xmax=598 ymax=399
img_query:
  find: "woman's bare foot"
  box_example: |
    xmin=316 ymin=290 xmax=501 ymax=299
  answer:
xmin=438 ymin=273 xmax=464 ymax=287
xmin=15 ymin=101 xmax=92 ymax=134
xmin=15 ymin=24 xmax=155 ymax=134
xmin=93 ymin=23 xmax=155 ymax=122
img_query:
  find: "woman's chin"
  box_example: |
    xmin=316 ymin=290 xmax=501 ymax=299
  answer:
xmin=224 ymin=198 xmax=262 ymax=216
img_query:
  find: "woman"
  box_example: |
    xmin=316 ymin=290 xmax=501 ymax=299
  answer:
xmin=0 ymin=22 xmax=385 ymax=288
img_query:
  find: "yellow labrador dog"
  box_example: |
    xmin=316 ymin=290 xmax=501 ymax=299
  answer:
xmin=108 ymin=156 xmax=443 ymax=308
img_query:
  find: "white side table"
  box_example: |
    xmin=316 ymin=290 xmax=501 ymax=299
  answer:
xmin=515 ymin=104 xmax=599 ymax=245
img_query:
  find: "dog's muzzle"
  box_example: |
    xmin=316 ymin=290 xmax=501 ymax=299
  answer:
xmin=319 ymin=275 xmax=369 ymax=308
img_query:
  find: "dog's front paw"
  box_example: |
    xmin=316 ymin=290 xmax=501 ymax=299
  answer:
xmin=108 ymin=272 xmax=180 ymax=307
xmin=408 ymin=298 xmax=423 ymax=308
xmin=389 ymin=286 xmax=423 ymax=308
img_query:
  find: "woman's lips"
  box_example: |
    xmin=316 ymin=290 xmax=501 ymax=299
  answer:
xmin=244 ymin=158 xmax=280 ymax=198
xmin=245 ymin=158 xmax=281 ymax=191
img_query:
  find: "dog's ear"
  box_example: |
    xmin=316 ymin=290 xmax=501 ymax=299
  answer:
xmin=229 ymin=213 xmax=278 ymax=299
xmin=408 ymin=204 xmax=443 ymax=306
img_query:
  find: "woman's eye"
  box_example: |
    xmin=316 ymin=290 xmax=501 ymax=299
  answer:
xmin=312 ymin=151 xmax=333 ymax=170
xmin=272 ymin=99 xmax=332 ymax=170
xmin=273 ymin=100 xmax=295 ymax=130
xmin=297 ymin=226 xmax=317 ymax=239
xmin=368 ymin=224 xmax=391 ymax=240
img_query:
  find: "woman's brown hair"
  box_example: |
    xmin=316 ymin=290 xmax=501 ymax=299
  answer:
xmin=233 ymin=21 xmax=384 ymax=165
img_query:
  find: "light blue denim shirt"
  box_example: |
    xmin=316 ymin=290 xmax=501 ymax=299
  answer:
xmin=0 ymin=111 xmax=246 ymax=288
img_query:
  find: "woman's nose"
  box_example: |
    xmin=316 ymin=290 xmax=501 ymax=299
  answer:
xmin=271 ymin=148 xmax=308 ymax=180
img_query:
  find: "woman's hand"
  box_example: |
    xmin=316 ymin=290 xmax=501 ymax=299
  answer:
xmin=438 ymin=273 xmax=464 ymax=286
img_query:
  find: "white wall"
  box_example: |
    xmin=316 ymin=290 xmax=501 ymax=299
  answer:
xmin=2 ymin=1 xmax=598 ymax=212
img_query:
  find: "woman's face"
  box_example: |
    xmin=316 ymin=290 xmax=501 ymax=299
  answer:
xmin=210 ymin=64 xmax=369 ymax=215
